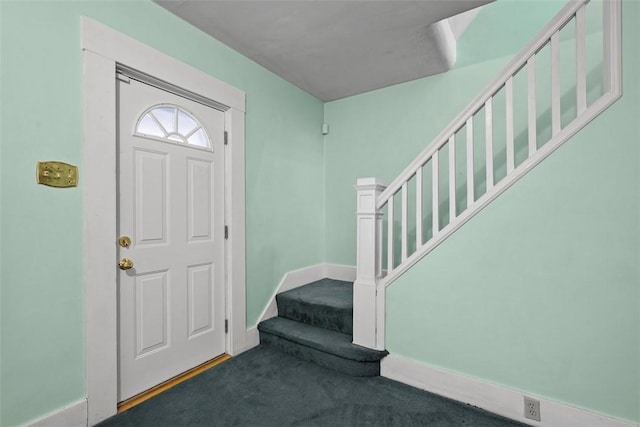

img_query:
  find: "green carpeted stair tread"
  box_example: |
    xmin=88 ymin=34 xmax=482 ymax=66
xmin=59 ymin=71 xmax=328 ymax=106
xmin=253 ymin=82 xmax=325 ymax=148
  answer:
xmin=276 ymin=278 xmax=353 ymax=335
xmin=278 ymin=278 xmax=353 ymax=309
xmin=259 ymin=332 xmax=382 ymax=377
xmin=258 ymin=317 xmax=387 ymax=363
xmin=261 ymin=278 xmax=386 ymax=377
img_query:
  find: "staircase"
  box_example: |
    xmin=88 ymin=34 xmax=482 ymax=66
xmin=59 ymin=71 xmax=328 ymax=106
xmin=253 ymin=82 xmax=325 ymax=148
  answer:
xmin=257 ymin=278 xmax=388 ymax=376
xmin=259 ymin=0 xmax=621 ymax=370
xmin=353 ymin=0 xmax=622 ymax=351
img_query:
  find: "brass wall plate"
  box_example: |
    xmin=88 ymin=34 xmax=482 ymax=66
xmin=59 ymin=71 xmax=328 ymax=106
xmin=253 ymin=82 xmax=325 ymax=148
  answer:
xmin=36 ymin=161 xmax=78 ymax=188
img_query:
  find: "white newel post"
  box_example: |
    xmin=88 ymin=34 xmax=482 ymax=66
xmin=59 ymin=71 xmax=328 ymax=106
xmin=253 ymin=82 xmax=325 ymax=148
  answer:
xmin=353 ymin=177 xmax=386 ymax=350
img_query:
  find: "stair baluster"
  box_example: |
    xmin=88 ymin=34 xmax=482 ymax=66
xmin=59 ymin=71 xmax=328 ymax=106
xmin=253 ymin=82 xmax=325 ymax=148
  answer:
xmin=354 ymin=0 xmax=622 ymax=351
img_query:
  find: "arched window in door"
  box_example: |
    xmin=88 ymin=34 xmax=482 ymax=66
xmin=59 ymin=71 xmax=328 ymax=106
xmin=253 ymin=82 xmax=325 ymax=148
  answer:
xmin=135 ymin=104 xmax=211 ymax=149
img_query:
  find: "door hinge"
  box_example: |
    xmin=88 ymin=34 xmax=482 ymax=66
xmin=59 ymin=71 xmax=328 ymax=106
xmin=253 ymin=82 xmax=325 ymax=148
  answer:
xmin=224 ymin=225 xmax=229 ymax=240
xmin=224 ymin=131 xmax=228 ymax=145
xmin=225 ymin=319 xmax=229 ymax=334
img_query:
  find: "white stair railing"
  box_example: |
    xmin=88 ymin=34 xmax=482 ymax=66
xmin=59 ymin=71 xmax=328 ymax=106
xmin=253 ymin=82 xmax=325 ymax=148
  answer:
xmin=354 ymin=0 xmax=621 ymax=350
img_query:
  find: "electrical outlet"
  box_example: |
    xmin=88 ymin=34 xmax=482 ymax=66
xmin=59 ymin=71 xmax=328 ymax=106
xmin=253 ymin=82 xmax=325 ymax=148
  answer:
xmin=524 ymin=396 xmax=541 ymax=421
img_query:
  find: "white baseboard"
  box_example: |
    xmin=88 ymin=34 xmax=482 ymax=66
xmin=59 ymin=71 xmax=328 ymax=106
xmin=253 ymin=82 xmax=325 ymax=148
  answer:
xmin=324 ymin=263 xmax=357 ymax=282
xmin=382 ymin=354 xmax=637 ymax=427
xmin=245 ymin=326 xmax=260 ymax=350
xmin=253 ymin=263 xmax=356 ymax=327
xmin=27 ymin=399 xmax=87 ymax=427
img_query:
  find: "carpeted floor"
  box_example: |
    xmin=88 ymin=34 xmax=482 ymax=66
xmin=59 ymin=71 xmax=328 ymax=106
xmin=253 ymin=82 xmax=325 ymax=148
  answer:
xmin=100 ymin=345 xmax=526 ymax=427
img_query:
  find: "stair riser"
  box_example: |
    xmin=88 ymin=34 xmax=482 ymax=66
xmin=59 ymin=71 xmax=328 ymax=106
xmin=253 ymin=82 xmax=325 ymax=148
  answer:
xmin=276 ymin=297 xmax=353 ymax=335
xmin=260 ymin=332 xmax=381 ymax=377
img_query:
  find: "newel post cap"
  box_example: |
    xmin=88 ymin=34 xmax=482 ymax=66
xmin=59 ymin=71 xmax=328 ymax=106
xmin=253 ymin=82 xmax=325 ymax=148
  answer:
xmin=355 ymin=177 xmax=386 ymax=191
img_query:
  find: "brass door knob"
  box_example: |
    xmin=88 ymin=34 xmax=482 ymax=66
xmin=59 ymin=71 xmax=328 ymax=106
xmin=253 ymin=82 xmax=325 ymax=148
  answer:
xmin=119 ymin=258 xmax=134 ymax=270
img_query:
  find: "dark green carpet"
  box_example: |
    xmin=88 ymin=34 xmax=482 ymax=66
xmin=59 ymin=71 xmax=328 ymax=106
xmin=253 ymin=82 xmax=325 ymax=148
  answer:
xmin=259 ymin=329 xmax=383 ymax=377
xmin=99 ymin=346 xmax=525 ymax=427
xmin=259 ymin=279 xmax=386 ymax=377
xmin=277 ymin=278 xmax=354 ymax=334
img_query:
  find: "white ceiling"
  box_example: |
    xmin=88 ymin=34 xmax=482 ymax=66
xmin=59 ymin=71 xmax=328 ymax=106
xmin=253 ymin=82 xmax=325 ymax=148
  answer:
xmin=154 ymin=1 xmax=493 ymax=101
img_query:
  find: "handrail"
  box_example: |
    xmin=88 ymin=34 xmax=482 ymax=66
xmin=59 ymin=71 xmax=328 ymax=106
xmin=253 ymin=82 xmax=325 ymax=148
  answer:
xmin=353 ymin=0 xmax=622 ymax=351
xmin=377 ymin=0 xmax=591 ymax=208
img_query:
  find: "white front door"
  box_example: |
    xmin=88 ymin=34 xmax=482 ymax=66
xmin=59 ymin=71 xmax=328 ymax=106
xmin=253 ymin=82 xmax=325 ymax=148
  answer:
xmin=117 ymin=77 xmax=226 ymax=401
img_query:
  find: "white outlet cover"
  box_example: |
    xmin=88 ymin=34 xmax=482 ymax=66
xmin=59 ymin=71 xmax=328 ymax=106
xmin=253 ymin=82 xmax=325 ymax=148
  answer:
xmin=524 ymin=396 xmax=541 ymax=421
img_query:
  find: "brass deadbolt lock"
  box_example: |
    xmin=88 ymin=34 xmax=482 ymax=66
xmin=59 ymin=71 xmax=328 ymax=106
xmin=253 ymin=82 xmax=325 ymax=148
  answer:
xmin=119 ymin=236 xmax=132 ymax=248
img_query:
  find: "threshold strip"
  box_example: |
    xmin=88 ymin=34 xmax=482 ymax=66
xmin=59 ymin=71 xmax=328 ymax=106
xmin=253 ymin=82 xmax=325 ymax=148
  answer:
xmin=117 ymin=353 xmax=232 ymax=413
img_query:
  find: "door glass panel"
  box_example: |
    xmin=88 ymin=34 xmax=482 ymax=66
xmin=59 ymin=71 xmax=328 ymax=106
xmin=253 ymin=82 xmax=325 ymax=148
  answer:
xmin=152 ymin=106 xmax=177 ymax=133
xmin=187 ymin=128 xmax=208 ymax=148
xmin=178 ymin=110 xmax=198 ymax=135
xmin=137 ymin=113 xmax=165 ymax=138
xmin=135 ymin=104 xmax=211 ymax=150
xmin=167 ymin=134 xmax=186 ymax=143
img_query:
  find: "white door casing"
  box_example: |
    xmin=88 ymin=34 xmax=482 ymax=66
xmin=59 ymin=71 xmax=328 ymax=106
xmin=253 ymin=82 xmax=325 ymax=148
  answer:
xmin=117 ymin=79 xmax=226 ymax=400
xmin=83 ymin=17 xmax=246 ymax=425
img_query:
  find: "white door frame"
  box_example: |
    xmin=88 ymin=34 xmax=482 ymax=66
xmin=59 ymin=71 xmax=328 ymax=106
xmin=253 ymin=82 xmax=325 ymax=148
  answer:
xmin=82 ymin=18 xmax=247 ymax=425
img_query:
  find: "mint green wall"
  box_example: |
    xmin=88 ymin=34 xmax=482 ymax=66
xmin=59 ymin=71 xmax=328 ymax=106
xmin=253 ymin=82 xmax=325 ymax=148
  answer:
xmin=0 ymin=1 xmax=324 ymax=425
xmin=1 ymin=0 xmax=638 ymax=425
xmin=325 ymin=0 xmax=639 ymax=423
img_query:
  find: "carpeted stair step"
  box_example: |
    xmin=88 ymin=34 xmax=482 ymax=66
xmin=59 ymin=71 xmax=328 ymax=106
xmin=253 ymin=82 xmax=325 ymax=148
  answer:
xmin=276 ymin=278 xmax=353 ymax=335
xmin=258 ymin=317 xmax=388 ymax=377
